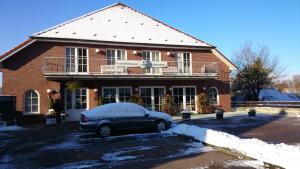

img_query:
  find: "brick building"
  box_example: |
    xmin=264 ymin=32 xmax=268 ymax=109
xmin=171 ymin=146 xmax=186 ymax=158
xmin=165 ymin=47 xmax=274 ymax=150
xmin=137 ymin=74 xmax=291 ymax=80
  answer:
xmin=0 ymin=3 xmax=236 ymax=121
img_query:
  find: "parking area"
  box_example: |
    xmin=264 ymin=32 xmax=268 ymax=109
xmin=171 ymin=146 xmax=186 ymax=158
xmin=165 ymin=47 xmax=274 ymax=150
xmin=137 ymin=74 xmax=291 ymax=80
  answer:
xmin=1 ymin=123 xmax=262 ymax=169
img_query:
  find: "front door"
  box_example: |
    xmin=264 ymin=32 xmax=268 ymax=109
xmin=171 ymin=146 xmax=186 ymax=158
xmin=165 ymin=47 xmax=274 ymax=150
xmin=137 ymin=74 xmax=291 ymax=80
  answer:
xmin=65 ymin=88 xmax=89 ymax=121
xmin=172 ymin=87 xmax=196 ymax=112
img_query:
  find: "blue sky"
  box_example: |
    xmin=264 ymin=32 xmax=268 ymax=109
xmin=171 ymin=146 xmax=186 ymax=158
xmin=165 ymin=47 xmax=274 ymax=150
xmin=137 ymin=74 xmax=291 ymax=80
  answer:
xmin=0 ymin=0 xmax=299 ymax=85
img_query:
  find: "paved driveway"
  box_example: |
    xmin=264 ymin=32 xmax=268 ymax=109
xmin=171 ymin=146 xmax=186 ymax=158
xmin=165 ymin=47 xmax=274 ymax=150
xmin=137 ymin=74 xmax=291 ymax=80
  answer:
xmin=0 ymin=123 xmax=261 ymax=169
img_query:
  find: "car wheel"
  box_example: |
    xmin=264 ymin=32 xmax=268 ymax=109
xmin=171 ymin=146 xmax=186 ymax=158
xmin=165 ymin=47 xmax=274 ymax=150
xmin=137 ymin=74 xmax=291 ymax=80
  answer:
xmin=97 ymin=124 xmax=112 ymax=138
xmin=156 ymin=120 xmax=167 ymax=132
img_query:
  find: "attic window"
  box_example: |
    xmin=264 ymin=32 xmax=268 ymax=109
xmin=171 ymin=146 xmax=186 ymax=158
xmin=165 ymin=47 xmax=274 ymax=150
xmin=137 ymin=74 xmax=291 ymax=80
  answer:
xmin=131 ymin=37 xmax=135 ymax=39
xmin=113 ymin=35 xmax=117 ymax=38
xmin=108 ymin=19 xmax=111 ymax=22
xmin=90 ymin=18 xmax=93 ymax=20
xmin=141 ymin=22 xmax=144 ymax=25
xmin=165 ymin=39 xmax=168 ymax=42
xmin=55 ymin=31 xmax=59 ymax=34
xmin=180 ymin=40 xmax=183 ymax=42
xmin=195 ymin=41 xmax=198 ymax=43
xmin=73 ymin=32 xmax=76 ymax=35
xmin=121 ymin=6 xmax=124 ymax=9
xmin=93 ymin=34 xmax=97 ymax=36
xmin=156 ymin=24 xmax=159 ymax=27
xmin=125 ymin=21 xmax=128 ymax=23
xmin=148 ymin=38 xmax=152 ymax=40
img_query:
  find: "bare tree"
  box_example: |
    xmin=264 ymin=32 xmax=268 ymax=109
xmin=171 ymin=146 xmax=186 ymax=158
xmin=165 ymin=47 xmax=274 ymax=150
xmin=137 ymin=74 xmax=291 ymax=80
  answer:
xmin=232 ymin=42 xmax=285 ymax=101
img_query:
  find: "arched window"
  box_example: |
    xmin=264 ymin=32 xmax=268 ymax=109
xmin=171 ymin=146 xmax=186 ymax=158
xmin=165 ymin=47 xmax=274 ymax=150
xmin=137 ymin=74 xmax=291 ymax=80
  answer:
xmin=24 ymin=90 xmax=39 ymax=114
xmin=208 ymin=87 xmax=218 ymax=105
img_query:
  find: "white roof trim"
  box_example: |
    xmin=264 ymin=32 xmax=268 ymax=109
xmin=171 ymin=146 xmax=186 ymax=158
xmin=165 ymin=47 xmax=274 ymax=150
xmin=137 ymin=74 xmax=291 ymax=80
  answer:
xmin=0 ymin=39 xmax=36 ymax=62
xmin=212 ymin=49 xmax=236 ymax=70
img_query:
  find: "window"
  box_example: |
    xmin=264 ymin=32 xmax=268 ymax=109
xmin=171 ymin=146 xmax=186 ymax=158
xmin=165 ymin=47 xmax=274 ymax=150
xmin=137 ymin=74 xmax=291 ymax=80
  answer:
xmin=75 ymin=89 xmax=87 ymax=109
xmin=24 ymin=90 xmax=39 ymax=114
xmin=65 ymin=47 xmax=88 ymax=73
xmin=102 ymin=87 xmax=132 ymax=104
xmin=176 ymin=52 xmax=191 ymax=74
xmin=140 ymin=87 xmax=165 ymax=111
xmin=142 ymin=51 xmax=161 ymax=74
xmin=172 ymin=87 xmax=196 ymax=111
xmin=106 ymin=49 xmax=126 ymax=65
xmin=209 ymin=87 xmax=218 ymax=105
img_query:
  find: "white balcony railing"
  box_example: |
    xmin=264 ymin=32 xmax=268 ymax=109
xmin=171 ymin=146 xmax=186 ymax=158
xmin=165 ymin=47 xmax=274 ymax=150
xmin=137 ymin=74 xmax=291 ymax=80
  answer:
xmin=43 ymin=57 xmax=218 ymax=78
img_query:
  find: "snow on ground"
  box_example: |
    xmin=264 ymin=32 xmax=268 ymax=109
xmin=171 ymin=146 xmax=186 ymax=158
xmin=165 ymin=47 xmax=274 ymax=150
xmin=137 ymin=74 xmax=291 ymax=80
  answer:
xmin=165 ymin=124 xmax=300 ymax=169
xmin=259 ymin=88 xmax=300 ymax=101
xmin=41 ymin=134 xmax=81 ymax=151
xmin=51 ymin=160 xmax=103 ymax=169
xmin=167 ymin=142 xmax=213 ymax=159
xmin=0 ymin=125 xmax=22 ymax=132
xmin=224 ymin=160 xmax=265 ymax=169
xmin=0 ymin=155 xmax=15 ymax=169
xmin=102 ymin=146 xmax=156 ymax=162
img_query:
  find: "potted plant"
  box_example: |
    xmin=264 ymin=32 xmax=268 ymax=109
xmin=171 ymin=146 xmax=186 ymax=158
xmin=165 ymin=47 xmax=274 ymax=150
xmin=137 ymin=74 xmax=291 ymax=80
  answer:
xmin=197 ymin=93 xmax=210 ymax=114
xmin=48 ymin=98 xmax=55 ymax=114
xmin=215 ymin=108 xmax=224 ymax=120
xmin=248 ymin=107 xmax=256 ymax=117
xmin=129 ymin=94 xmax=144 ymax=105
xmin=97 ymin=96 xmax=104 ymax=106
xmin=162 ymin=95 xmax=176 ymax=116
xmin=46 ymin=98 xmax=57 ymax=124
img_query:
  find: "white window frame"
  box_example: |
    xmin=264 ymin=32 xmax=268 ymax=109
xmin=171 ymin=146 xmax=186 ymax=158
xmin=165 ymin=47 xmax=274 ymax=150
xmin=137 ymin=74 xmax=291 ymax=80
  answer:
xmin=139 ymin=86 xmax=166 ymax=111
xmin=23 ymin=90 xmax=40 ymax=115
xmin=142 ymin=51 xmax=162 ymax=75
xmin=175 ymin=52 xmax=192 ymax=74
xmin=106 ymin=49 xmax=127 ymax=64
xmin=64 ymin=88 xmax=90 ymax=110
xmin=102 ymin=87 xmax=132 ymax=103
xmin=64 ymin=47 xmax=89 ymax=74
xmin=171 ymin=86 xmax=196 ymax=111
xmin=208 ymin=87 xmax=219 ymax=105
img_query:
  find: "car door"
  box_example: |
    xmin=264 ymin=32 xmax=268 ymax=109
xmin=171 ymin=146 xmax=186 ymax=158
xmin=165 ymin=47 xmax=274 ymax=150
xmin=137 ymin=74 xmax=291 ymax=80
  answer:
xmin=109 ymin=105 xmax=131 ymax=131
xmin=126 ymin=105 xmax=154 ymax=130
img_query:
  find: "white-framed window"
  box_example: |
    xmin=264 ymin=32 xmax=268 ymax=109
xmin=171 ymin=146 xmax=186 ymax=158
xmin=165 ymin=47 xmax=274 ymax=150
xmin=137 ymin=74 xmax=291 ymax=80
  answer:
xmin=24 ymin=90 xmax=39 ymax=114
xmin=102 ymin=87 xmax=132 ymax=104
xmin=139 ymin=87 xmax=165 ymax=111
xmin=209 ymin=87 xmax=219 ymax=105
xmin=65 ymin=47 xmax=88 ymax=73
xmin=175 ymin=52 xmax=192 ymax=74
xmin=106 ymin=49 xmax=126 ymax=65
xmin=75 ymin=89 xmax=87 ymax=109
xmin=172 ymin=86 xmax=196 ymax=111
xmin=142 ymin=51 xmax=161 ymax=74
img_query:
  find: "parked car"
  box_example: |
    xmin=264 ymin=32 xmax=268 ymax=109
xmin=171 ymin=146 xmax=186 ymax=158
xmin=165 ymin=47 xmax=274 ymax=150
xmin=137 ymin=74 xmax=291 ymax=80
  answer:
xmin=80 ymin=102 xmax=173 ymax=137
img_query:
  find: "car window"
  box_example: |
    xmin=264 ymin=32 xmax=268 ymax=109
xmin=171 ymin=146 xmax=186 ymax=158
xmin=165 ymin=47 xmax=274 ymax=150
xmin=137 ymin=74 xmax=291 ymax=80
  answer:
xmin=126 ymin=105 xmax=145 ymax=117
xmin=107 ymin=104 xmax=127 ymax=117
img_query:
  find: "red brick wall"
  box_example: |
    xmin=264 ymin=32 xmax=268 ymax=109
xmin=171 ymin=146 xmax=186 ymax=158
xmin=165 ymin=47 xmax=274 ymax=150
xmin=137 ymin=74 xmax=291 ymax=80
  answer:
xmin=1 ymin=41 xmax=231 ymax=115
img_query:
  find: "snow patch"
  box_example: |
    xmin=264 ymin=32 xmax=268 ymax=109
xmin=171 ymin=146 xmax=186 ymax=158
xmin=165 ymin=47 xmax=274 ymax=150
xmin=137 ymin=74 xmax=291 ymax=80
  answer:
xmin=51 ymin=160 xmax=103 ymax=169
xmin=102 ymin=146 xmax=156 ymax=162
xmin=166 ymin=124 xmax=300 ymax=169
xmin=0 ymin=155 xmax=15 ymax=169
xmin=42 ymin=141 xmax=80 ymax=150
xmin=225 ymin=160 xmax=265 ymax=169
xmin=259 ymin=88 xmax=300 ymax=101
xmin=0 ymin=125 xmax=22 ymax=132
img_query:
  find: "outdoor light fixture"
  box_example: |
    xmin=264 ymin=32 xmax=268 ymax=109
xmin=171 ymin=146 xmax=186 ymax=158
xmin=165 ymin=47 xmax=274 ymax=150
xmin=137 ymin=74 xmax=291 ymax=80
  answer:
xmin=133 ymin=50 xmax=137 ymax=55
xmin=47 ymin=89 xmax=52 ymax=94
xmin=134 ymin=88 xmax=139 ymax=92
xmin=95 ymin=48 xmax=100 ymax=54
xmin=93 ymin=88 xmax=98 ymax=93
xmin=167 ymin=52 xmax=171 ymax=56
xmin=169 ymin=87 xmax=172 ymax=91
xmin=202 ymin=87 xmax=206 ymax=90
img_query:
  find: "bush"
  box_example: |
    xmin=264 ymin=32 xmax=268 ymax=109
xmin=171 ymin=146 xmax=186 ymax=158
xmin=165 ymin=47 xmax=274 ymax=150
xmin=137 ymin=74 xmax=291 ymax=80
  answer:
xmin=129 ymin=94 xmax=143 ymax=105
xmin=162 ymin=95 xmax=177 ymax=116
xmin=197 ymin=93 xmax=211 ymax=114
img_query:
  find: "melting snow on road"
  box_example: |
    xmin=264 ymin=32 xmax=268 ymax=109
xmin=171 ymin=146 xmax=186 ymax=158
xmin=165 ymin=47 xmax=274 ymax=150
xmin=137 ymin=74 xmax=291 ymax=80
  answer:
xmin=102 ymin=146 xmax=156 ymax=162
xmin=0 ymin=125 xmax=22 ymax=132
xmin=165 ymin=124 xmax=300 ymax=169
xmin=225 ymin=160 xmax=265 ymax=169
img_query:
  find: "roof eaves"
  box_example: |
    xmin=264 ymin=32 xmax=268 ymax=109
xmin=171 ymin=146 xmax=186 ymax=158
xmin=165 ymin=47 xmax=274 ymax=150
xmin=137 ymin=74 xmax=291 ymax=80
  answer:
xmin=0 ymin=39 xmax=36 ymax=62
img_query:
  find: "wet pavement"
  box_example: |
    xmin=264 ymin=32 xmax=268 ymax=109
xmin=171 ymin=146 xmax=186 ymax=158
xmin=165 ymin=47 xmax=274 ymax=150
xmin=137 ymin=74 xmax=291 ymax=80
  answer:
xmin=0 ymin=123 xmax=263 ymax=169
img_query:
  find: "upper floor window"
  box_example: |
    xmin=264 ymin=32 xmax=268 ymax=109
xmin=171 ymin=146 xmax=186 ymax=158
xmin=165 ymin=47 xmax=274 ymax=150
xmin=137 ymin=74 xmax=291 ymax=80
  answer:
xmin=65 ymin=47 xmax=88 ymax=73
xmin=142 ymin=51 xmax=161 ymax=74
xmin=24 ymin=90 xmax=39 ymax=114
xmin=106 ymin=49 xmax=126 ymax=65
xmin=208 ymin=87 xmax=218 ymax=105
xmin=175 ymin=52 xmax=192 ymax=74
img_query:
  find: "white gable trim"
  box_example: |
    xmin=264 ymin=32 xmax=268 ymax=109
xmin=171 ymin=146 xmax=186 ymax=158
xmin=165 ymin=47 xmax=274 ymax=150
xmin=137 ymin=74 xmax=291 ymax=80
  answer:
xmin=212 ymin=49 xmax=236 ymax=70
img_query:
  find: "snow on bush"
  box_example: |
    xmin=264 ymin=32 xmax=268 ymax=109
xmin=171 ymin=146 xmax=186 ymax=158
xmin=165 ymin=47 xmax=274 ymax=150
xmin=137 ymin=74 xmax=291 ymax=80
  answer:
xmin=165 ymin=124 xmax=300 ymax=169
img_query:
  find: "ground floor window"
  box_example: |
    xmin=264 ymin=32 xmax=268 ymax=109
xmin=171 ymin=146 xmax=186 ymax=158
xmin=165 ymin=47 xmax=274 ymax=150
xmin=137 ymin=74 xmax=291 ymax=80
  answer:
xmin=172 ymin=86 xmax=196 ymax=111
xmin=102 ymin=87 xmax=132 ymax=104
xmin=24 ymin=90 xmax=39 ymax=114
xmin=209 ymin=87 xmax=218 ymax=105
xmin=65 ymin=88 xmax=88 ymax=110
xmin=140 ymin=87 xmax=165 ymax=111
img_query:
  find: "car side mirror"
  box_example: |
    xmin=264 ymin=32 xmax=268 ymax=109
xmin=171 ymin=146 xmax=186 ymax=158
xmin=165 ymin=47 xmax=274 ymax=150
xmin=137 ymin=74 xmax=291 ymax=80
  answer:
xmin=144 ymin=113 xmax=149 ymax=117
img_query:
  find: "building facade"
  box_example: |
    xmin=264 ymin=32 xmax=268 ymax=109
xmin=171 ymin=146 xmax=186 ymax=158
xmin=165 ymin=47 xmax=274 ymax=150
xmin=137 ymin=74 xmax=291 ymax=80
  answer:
xmin=0 ymin=3 xmax=235 ymax=121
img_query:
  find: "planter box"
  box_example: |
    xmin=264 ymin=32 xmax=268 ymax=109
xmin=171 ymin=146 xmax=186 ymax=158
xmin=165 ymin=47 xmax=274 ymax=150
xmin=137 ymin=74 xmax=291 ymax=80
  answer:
xmin=46 ymin=117 xmax=57 ymax=125
xmin=181 ymin=111 xmax=192 ymax=121
xmin=215 ymin=109 xmax=224 ymax=120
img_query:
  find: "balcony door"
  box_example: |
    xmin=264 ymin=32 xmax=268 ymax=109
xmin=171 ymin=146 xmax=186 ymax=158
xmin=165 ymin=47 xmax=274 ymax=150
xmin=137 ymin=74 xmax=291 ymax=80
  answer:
xmin=142 ymin=51 xmax=161 ymax=74
xmin=65 ymin=47 xmax=88 ymax=73
xmin=172 ymin=86 xmax=196 ymax=112
xmin=140 ymin=87 xmax=165 ymax=111
xmin=176 ymin=52 xmax=192 ymax=74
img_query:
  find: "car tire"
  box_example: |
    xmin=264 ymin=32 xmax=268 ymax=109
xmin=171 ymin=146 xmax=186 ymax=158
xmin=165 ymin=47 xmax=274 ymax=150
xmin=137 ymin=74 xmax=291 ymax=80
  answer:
xmin=97 ymin=124 xmax=112 ymax=138
xmin=155 ymin=120 xmax=168 ymax=132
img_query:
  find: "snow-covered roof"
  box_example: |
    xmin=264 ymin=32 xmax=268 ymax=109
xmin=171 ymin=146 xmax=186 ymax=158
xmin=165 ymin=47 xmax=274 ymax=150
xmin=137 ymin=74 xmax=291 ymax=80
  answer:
xmin=32 ymin=3 xmax=212 ymax=48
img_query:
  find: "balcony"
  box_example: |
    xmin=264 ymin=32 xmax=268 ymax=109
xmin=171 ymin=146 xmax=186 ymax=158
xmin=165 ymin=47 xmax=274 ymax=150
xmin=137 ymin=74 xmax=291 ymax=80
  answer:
xmin=43 ymin=57 xmax=218 ymax=79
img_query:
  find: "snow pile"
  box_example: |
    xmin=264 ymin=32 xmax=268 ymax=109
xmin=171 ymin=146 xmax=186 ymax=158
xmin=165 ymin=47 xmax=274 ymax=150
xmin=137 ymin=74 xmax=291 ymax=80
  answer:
xmin=165 ymin=124 xmax=300 ymax=169
xmin=259 ymin=88 xmax=300 ymax=101
xmin=0 ymin=125 xmax=22 ymax=132
xmin=225 ymin=160 xmax=265 ymax=169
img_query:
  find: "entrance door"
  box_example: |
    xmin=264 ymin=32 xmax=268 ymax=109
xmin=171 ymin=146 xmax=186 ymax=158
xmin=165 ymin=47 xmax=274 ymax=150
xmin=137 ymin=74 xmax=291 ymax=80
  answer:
xmin=172 ymin=87 xmax=196 ymax=112
xmin=65 ymin=88 xmax=89 ymax=121
xmin=140 ymin=87 xmax=165 ymax=111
